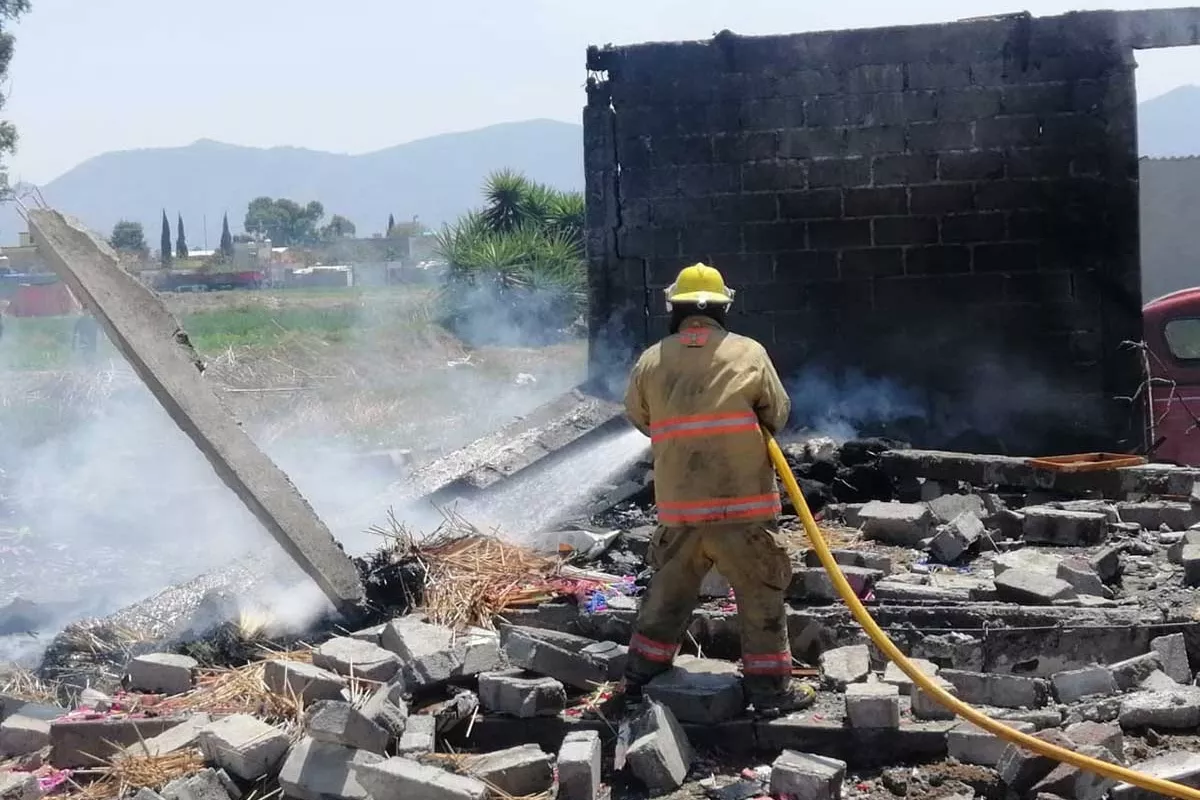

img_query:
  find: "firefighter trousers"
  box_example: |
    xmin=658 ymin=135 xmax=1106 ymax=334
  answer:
xmin=624 ymin=521 xmax=795 ymax=696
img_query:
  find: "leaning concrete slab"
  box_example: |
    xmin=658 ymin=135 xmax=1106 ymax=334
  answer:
xmin=387 ymin=386 xmax=626 ymax=505
xmin=27 ymin=209 xmax=365 ymax=615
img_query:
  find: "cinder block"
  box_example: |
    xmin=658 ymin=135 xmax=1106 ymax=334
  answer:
xmin=948 ymin=720 xmax=1036 ymax=767
xmin=844 ymin=187 xmax=908 ymax=217
xmin=197 ymin=714 xmax=290 ymax=781
xmin=872 ymin=153 xmax=938 ymax=185
xmin=845 ymin=683 xmax=900 ymax=729
xmin=769 ymin=750 xmax=847 ymax=799
xmin=127 ymin=653 xmax=198 ymax=696
xmin=277 ymin=737 xmax=384 ymax=800
xmin=558 ymin=730 xmax=601 ymax=800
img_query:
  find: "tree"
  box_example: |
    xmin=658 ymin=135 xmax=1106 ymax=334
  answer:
xmin=176 ymin=213 xmax=189 ymax=259
xmin=244 ymin=197 xmax=325 ymax=246
xmin=219 ymin=213 xmax=234 ymax=257
xmin=387 ymin=213 xmax=395 ymax=236
xmin=0 ymin=2 xmax=31 ymax=187
xmin=160 ymin=210 xmax=172 ymax=267
xmin=321 ymin=214 xmax=356 ymax=241
xmin=109 ymin=220 xmax=147 ymax=254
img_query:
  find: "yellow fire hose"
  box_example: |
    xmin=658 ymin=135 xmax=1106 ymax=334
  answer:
xmin=766 ymin=435 xmax=1200 ymax=799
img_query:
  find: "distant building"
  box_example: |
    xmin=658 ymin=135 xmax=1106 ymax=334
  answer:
xmin=1 ymin=231 xmax=47 ymax=272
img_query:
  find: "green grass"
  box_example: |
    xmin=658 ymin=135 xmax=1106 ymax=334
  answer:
xmin=183 ymin=306 xmax=362 ymax=350
xmin=0 ymin=288 xmax=439 ymax=368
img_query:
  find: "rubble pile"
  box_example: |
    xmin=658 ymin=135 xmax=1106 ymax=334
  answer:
xmin=6 ymin=438 xmax=1200 ymax=799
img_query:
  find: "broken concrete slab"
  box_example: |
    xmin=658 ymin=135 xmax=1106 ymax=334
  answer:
xmin=305 ymin=700 xmax=387 ymax=754
xmin=928 ymin=493 xmax=987 ymax=525
xmin=277 ymin=737 xmax=384 ymax=800
xmin=845 ymin=683 xmax=900 ymax=729
xmin=358 ymin=756 xmax=487 ymax=800
xmin=196 ymin=714 xmax=290 ymax=781
xmin=929 ymin=511 xmax=984 ymax=564
xmin=947 ymin=720 xmax=1036 ymax=767
xmin=859 ymin=501 xmax=933 ymax=546
xmin=1022 ymin=507 xmax=1108 ymax=547
xmin=381 ymin=618 xmax=502 ymax=692
xmin=787 ymin=566 xmax=883 ymax=602
xmin=911 ymin=677 xmax=957 ymax=721
xmin=1056 ymin=557 xmax=1108 ymax=598
xmin=1118 ymin=687 xmax=1200 ymax=730
xmin=0 ymin=772 xmax=41 ymax=800
xmin=25 ymin=210 xmax=366 ymax=616
xmin=996 ymin=728 xmax=1076 ymax=793
xmin=311 ymin=637 xmax=401 ymax=682
xmin=1031 ymin=743 xmax=1121 ymax=800
xmin=557 ymin=730 xmax=601 ymax=800
xmin=1140 ymin=670 xmax=1181 ymax=691
xmin=882 ymin=659 xmax=939 ymax=695
xmin=0 ymin=704 xmax=58 ymax=757
xmin=1109 ymin=652 xmax=1163 ymax=691
xmin=160 ymin=768 xmax=232 ymax=800
xmin=1151 ymin=632 xmax=1192 ymax=684
xmin=768 ymin=750 xmax=846 ymax=800
xmin=501 ymin=626 xmax=627 ymax=691
xmin=803 ymin=548 xmax=894 ymax=574
xmin=819 ymin=644 xmax=870 ymax=690
xmin=939 ymin=669 xmax=1048 ymax=709
xmin=1111 ymin=750 xmax=1200 ymax=799
xmin=127 ymin=653 xmax=198 ymax=695
xmin=1180 ymin=544 xmax=1200 ymax=586
xmin=995 ymin=570 xmax=1077 ymax=605
xmin=478 ymin=670 xmax=566 ymax=719
xmin=397 ymin=714 xmax=436 ymax=757
xmin=644 ymin=656 xmax=745 ymax=724
xmin=626 ymin=700 xmax=694 ymax=794
xmin=1063 ymin=721 xmax=1123 ymax=761
xmin=262 ymin=660 xmax=347 ymax=703
xmin=121 ymin=714 xmax=212 ymax=757
xmin=360 ymin=683 xmax=408 ymax=741
xmin=1051 ymin=666 xmax=1117 ymax=704
xmin=51 ymin=715 xmax=187 ymax=768
xmin=461 ymin=744 xmax=554 ymax=797
xmin=1116 ymin=500 xmax=1200 ymax=531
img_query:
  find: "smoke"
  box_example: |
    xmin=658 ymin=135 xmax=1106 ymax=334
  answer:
xmin=783 ymin=352 xmax=1109 ymax=454
xmin=0 ymin=280 xmax=591 ymax=662
xmin=786 ymin=366 xmax=925 ymax=442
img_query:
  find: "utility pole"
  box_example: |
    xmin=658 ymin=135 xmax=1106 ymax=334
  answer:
xmin=204 ymin=214 xmax=209 ymax=250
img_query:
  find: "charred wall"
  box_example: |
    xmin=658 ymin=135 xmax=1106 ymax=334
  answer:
xmin=582 ymin=10 xmax=1191 ymax=454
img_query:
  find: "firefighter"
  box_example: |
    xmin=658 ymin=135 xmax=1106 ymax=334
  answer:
xmin=608 ymin=263 xmax=815 ymax=719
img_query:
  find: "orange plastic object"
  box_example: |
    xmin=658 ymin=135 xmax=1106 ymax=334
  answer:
xmin=1027 ymin=452 xmax=1147 ymax=473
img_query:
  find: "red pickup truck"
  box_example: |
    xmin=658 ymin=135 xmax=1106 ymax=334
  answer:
xmin=1143 ymin=288 xmax=1200 ymax=465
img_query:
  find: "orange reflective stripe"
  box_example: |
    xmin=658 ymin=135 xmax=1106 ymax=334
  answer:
xmin=742 ymin=652 xmax=793 ymax=676
xmin=629 ymin=633 xmax=678 ymax=664
xmin=657 ymin=493 xmax=781 ymax=524
xmin=649 ymin=411 xmax=760 ymax=443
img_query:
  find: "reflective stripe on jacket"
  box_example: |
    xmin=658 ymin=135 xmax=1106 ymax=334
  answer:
xmin=624 ymin=316 xmax=791 ymax=526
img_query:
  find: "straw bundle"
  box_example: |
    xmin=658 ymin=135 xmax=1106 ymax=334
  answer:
xmin=374 ymin=510 xmax=563 ymax=630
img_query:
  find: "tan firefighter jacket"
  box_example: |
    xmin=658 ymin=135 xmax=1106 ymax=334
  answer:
xmin=624 ymin=315 xmax=791 ymax=526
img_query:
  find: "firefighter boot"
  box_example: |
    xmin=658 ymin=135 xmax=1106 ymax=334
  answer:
xmin=746 ymin=676 xmax=817 ymax=718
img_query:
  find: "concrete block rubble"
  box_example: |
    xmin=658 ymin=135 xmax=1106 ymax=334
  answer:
xmin=6 ymin=436 xmax=1200 ymax=800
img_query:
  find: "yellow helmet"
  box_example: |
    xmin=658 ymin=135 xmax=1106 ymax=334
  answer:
xmin=664 ymin=263 xmax=735 ymax=311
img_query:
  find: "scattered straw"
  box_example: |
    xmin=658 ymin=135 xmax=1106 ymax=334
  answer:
xmin=109 ymin=749 xmax=206 ymax=791
xmin=372 ymin=509 xmax=563 ymax=630
xmin=0 ymin=664 xmax=60 ymax=705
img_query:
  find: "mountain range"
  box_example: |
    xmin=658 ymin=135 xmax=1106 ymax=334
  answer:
xmin=0 ymin=119 xmax=585 ymax=246
xmin=3 ymin=86 xmax=1198 ymax=247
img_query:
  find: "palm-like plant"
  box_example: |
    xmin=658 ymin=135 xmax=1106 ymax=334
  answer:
xmin=437 ymin=170 xmax=588 ymax=344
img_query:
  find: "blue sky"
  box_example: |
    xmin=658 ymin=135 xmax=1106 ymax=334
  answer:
xmin=4 ymin=0 xmax=1195 ymax=184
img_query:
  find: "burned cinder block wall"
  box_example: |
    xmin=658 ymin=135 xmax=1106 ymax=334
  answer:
xmin=584 ymin=11 xmax=1146 ymax=454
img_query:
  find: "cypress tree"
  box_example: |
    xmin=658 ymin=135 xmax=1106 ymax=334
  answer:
xmin=387 ymin=213 xmax=395 ymax=236
xmin=219 ymin=213 xmax=234 ymax=257
xmin=160 ymin=210 xmax=172 ymax=267
xmin=176 ymin=213 xmax=189 ymax=259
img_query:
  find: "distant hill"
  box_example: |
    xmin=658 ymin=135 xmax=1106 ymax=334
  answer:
xmin=0 ymin=119 xmax=584 ymax=245
xmin=1139 ymin=86 xmax=1200 ymax=159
